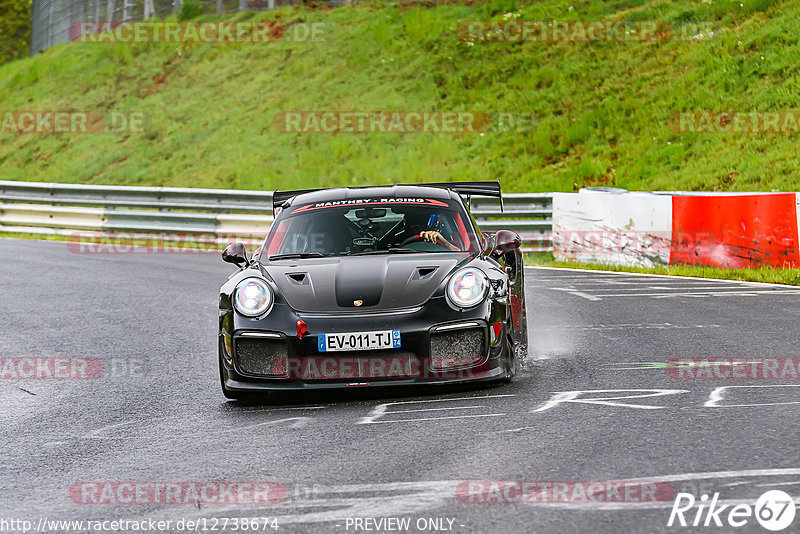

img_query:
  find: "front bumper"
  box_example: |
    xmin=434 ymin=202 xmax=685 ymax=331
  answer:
xmin=219 ymin=296 xmax=510 ymax=391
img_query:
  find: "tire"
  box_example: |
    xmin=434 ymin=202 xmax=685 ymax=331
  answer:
xmin=498 ymin=333 xmax=517 ymax=384
xmin=519 ymin=305 xmax=528 ymax=344
xmin=518 ymin=259 xmax=528 ymax=349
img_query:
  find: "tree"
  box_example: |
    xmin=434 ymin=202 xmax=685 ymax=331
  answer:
xmin=0 ymin=0 xmax=33 ymax=64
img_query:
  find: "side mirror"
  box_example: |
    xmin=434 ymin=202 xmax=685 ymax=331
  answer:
xmin=222 ymin=242 xmax=249 ymax=267
xmin=481 ymin=231 xmax=495 ymax=256
xmin=493 ymin=230 xmax=521 ymax=254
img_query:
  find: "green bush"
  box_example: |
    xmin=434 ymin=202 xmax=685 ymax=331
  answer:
xmin=179 ymin=1 xmax=204 ymax=21
xmin=0 ymin=0 xmax=31 ymax=65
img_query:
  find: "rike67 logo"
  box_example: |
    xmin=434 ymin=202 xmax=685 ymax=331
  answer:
xmin=668 ymin=490 xmax=796 ymax=531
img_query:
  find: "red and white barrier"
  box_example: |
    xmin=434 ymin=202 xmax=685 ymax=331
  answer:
xmin=553 ymin=190 xmax=800 ymax=268
xmin=552 ymin=190 xmax=671 ymax=267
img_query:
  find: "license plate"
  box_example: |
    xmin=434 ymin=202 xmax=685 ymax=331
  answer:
xmin=318 ymin=330 xmax=401 ymax=352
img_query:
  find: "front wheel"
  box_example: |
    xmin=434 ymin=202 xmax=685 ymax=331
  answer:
xmin=498 ymin=334 xmax=517 ymax=384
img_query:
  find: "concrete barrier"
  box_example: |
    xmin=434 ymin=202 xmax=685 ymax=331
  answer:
xmin=553 ymin=189 xmax=800 ymax=268
xmin=553 ymin=190 xmax=671 ymax=267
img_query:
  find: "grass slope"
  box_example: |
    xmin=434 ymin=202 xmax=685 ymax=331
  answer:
xmin=0 ymin=0 xmax=797 ymax=192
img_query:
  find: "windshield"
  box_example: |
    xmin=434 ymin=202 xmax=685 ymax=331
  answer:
xmin=265 ymin=199 xmax=479 ymax=258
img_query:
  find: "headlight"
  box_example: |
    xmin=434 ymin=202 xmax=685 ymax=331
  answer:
xmin=233 ymin=278 xmax=273 ymax=317
xmin=446 ymin=267 xmax=488 ymax=309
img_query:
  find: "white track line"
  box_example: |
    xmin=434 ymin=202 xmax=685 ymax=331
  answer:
xmin=599 ymin=290 xmax=800 ymax=298
xmin=527 ymin=265 xmax=800 ymax=289
xmin=142 ymin=468 xmax=800 ymax=524
xmin=386 ymin=406 xmax=487 ymax=414
xmin=360 ymin=413 xmax=507 ymax=424
xmin=371 ymin=394 xmax=515 ymax=406
xmin=565 ymin=285 xmax=767 ymax=291
xmin=548 ymin=288 xmax=603 ymax=301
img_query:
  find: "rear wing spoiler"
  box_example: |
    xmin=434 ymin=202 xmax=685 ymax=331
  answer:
xmin=398 ymin=181 xmax=503 ymax=211
xmin=402 ymin=181 xmax=502 ymax=199
xmin=273 ymin=181 xmax=502 ymax=212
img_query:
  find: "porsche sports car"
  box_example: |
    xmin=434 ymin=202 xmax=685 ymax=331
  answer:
xmin=218 ymin=181 xmax=527 ymax=399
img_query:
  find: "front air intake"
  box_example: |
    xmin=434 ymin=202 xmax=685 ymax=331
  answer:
xmin=235 ymin=337 xmax=288 ymax=377
xmin=429 ymin=327 xmax=486 ymax=370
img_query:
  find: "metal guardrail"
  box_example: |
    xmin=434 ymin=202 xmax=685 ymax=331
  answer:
xmin=0 ymin=180 xmax=274 ymax=212
xmin=0 ymin=180 xmax=553 ymax=252
xmin=470 ymin=193 xmax=552 ymax=252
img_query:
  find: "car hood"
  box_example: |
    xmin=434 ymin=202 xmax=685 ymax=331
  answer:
xmin=264 ymin=254 xmax=469 ymax=312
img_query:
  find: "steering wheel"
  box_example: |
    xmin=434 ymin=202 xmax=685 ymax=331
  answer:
xmin=399 ymin=233 xmax=426 ymax=247
xmin=399 ymin=233 xmax=451 ymax=250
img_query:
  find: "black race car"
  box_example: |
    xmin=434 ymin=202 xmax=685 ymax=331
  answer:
xmin=218 ymin=181 xmax=527 ymax=399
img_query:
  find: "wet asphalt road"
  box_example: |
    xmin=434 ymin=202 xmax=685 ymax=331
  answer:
xmin=1 ymin=237 xmax=799 ymax=534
